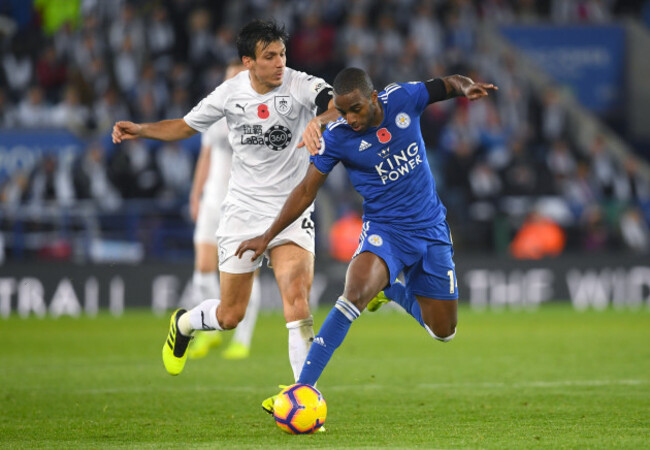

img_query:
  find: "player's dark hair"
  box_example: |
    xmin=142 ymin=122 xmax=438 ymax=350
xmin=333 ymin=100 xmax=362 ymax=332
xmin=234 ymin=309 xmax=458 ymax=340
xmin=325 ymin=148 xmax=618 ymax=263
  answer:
xmin=236 ymin=19 xmax=288 ymax=60
xmin=333 ymin=68 xmax=374 ymax=98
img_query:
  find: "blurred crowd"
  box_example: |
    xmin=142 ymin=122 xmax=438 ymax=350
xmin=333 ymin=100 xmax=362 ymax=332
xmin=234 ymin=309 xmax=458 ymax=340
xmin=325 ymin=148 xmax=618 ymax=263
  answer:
xmin=1 ymin=0 xmax=649 ymax=261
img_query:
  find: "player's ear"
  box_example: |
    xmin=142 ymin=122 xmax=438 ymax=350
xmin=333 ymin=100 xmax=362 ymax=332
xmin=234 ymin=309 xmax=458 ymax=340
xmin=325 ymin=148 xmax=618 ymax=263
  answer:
xmin=242 ymin=56 xmax=254 ymax=70
xmin=370 ymin=90 xmax=379 ymax=104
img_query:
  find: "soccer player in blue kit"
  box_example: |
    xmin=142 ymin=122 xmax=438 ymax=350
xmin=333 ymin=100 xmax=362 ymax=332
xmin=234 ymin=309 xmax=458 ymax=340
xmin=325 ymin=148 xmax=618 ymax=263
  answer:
xmin=235 ymin=67 xmax=497 ymax=411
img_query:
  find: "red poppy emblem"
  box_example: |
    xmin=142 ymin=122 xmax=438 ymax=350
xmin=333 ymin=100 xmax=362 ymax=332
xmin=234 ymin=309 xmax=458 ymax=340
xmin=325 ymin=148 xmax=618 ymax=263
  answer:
xmin=258 ymin=104 xmax=269 ymax=119
xmin=377 ymin=128 xmax=391 ymax=144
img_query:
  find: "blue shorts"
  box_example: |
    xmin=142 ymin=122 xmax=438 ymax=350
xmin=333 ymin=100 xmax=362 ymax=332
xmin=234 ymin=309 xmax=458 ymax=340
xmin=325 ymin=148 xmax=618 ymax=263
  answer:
xmin=353 ymin=220 xmax=458 ymax=300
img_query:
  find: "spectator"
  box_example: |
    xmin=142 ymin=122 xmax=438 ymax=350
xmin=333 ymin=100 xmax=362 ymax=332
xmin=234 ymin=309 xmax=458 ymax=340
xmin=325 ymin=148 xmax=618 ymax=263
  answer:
xmin=15 ymin=86 xmax=52 ymax=128
xmin=588 ymin=133 xmax=619 ymax=201
xmin=35 ymin=44 xmax=68 ymax=102
xmin=93 ymin=86 xmax=130 ymax=134
xmin=546 ymin=139 xmax=577 ymax=182
xmin=108 ymin=141 xmax=162 ymax=199
xmin=580 ymin=204 xmax=611 ymax=251
xmin=72 ymin=142 xmax=122 ymax=211
xmin=156 ymin=142 xmax=194 ymax=200
xmin=289 ymin=11 xmax=337 ymax=78
xmin=113 ymin=36 xmax=140 ymax=97
xmin=0 ymin=170 xmax=30 ymax=207
xmin=510 ymin=210 xmax=566 ymax=259
xmin=2 ymin=37 xmax=33 ymax=99
xmin=0 ymin=88 xmax=16 ymax=127
xmin=619 ymin=207 xmax=650 ymax=253
xmin=615 ymin=157 xmax=650 ymax=205
xmin=147 ymin=4 xmax=176 ymax=72
xmin=27 ymin=154 xmax=76 ymax=207
xmin=186 ymin=8 xmax=213 ymax=72
xmin=539 ymin=88 xmax=567 ymax=144
xmin=108 ymin=3 xmax=145 ymax=59
xmin=51 ymin=85 xmax=91 ymax=133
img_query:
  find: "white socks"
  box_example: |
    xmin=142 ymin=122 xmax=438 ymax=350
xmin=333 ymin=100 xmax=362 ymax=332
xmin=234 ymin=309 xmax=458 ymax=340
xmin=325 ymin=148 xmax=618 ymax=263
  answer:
xmin=286 ymin=316 xmax=315 ymax=381
xmin=231 ymin=276 xmax=261 ymax=348
xmin=179 ymin=299 xmax=223 ymax=335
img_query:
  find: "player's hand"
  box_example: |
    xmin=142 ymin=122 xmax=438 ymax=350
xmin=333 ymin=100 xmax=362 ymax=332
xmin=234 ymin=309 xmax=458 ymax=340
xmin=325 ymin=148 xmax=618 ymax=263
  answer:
xmin=235 ymin=234 xmax=271 ymax=261
xmin=298 ymin=117 xmax=323 ymax=156
xmin=464 ymin=82 xmax=498 ymax=101
xmin=112 ymin=121 xmax=142 ymax=144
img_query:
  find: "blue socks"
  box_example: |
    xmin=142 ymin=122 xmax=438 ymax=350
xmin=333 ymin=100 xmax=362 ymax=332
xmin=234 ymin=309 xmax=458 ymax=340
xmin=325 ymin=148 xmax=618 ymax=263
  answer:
xmin=384 ymin=281 xmax=425 ymax=328
xmin=297 ymin=297 xmax=360 ymax=386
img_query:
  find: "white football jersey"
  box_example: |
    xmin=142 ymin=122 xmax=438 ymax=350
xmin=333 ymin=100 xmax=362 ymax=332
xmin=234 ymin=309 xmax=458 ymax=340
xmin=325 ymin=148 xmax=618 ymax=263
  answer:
xmin=200 ymin=119 xmax=231 ymax=209
xmin=184 ymin=68 xmax=331 ymax=218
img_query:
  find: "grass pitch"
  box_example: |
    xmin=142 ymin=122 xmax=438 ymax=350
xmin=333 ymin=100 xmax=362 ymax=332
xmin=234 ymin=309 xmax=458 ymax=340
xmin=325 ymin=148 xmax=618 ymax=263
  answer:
xmin=1 ymin=304 xmax=649 ymax=448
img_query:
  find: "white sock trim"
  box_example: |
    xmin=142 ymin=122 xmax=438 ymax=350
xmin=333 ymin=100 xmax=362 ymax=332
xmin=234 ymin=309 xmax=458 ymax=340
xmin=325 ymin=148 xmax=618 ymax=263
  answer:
xmin=286 ymin=316 xmax=314 ymax=329
xmin=335 ymin=296 xmax=360 ymax=321
xmin=425 ymin=325 xmax=456 ymax=342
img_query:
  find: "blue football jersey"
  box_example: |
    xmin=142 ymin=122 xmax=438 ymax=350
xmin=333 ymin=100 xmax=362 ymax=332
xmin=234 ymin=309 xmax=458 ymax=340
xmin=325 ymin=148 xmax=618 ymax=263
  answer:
xmin=311 ymin=82 xmax=446 ymax=230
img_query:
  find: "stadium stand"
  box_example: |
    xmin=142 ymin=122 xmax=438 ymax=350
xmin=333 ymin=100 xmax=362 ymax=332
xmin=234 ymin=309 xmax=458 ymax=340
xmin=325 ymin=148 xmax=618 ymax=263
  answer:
xmin=1 ymin=0 xmax=649 ymax=262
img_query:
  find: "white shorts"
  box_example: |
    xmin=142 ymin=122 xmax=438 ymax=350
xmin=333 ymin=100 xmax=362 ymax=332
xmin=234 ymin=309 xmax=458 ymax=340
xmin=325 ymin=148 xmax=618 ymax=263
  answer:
xmin=193 ymin=201 xmax=221 ymax=246
xmin=216 ymin=202 xmax=315 ymax=274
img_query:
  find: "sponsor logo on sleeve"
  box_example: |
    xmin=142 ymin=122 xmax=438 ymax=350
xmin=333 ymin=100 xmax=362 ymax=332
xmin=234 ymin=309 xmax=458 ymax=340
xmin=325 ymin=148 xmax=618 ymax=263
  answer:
xmin=311 ymin=80 xmax=327 ymax=94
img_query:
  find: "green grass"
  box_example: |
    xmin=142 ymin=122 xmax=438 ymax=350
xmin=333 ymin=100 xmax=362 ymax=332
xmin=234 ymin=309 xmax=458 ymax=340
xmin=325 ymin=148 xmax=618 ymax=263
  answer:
xmin=1 ymin=304 xmax=649 ymax=448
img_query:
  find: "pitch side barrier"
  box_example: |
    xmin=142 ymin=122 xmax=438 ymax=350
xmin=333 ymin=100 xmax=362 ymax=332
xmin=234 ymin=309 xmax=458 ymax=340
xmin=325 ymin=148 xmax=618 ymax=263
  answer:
xmin=0 ymin=253 xmax=648 ymax=318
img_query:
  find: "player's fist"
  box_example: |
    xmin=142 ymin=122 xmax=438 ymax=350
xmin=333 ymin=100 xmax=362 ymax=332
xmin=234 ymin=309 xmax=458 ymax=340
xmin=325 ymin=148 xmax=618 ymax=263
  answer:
xmin=112 ymin=121 xmax=142 ymax=144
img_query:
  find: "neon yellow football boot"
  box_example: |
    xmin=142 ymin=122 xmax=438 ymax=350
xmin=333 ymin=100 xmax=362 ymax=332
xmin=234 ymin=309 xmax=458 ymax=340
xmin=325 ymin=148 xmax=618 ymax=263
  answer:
xmin=188 ymin=330 xmax=223 ymax=359
xmin=262 ymin=385 xmax=288 ymax=415
xmin=222 ymin=341 xmax=250 ymax=360
xmin=367 ymin=290 xmax=391 ymax=312
xmin=162 ymin=308 xmax=192 ymax=375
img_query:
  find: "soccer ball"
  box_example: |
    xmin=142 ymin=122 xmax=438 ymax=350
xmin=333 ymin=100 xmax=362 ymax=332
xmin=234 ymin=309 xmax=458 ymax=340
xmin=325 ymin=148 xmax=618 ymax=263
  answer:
xmin=273 ymin=383 xmax=327 ymax=434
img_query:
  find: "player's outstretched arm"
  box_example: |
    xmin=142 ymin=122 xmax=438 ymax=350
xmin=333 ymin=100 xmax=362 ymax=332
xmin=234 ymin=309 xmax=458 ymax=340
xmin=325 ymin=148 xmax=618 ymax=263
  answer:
xmin=235 ymin=165 xmax=328 ymax=261
xmin=112 ymin=118 xmax=197 ymax=144
xmin=298 ymin=99 xmax=339 ymax=156
xmin=442 ymin=75 xmax=498 ymax=101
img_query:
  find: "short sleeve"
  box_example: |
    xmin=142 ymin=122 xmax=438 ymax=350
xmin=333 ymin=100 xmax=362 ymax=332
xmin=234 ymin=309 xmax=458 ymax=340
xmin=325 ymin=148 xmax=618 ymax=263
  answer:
xmin=400 ymin=82 xmax=430 ymax=115
xmin=309 ymin=133 xmax=339 ymax=174
xmin=291 ymin=70 xmax=331 ymax=110
xmin=201 ymin=119 xmax=228 ymax=147
xmin=184 ymin=84 xmax=227 ymax=133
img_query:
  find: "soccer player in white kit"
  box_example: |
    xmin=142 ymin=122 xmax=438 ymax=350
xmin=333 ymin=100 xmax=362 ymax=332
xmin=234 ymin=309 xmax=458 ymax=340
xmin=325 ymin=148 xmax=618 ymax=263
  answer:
xmin=188 ymin=61 xmax=260 ymax=360
xmin=112 ymin=20 xmax=338 ymax=381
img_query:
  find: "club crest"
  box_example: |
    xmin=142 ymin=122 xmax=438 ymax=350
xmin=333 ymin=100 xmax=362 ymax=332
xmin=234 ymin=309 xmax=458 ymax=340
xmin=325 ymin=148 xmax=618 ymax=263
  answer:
xmin=274 ymin=96 xmax=292 ymax=116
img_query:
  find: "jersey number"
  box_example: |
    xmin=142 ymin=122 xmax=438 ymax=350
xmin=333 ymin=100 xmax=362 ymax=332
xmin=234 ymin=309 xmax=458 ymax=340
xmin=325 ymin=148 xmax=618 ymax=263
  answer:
xmin=447 ymin=270 xmax=456 ymax=294
xmin=301 ymin=218 xmax=314 ymax=237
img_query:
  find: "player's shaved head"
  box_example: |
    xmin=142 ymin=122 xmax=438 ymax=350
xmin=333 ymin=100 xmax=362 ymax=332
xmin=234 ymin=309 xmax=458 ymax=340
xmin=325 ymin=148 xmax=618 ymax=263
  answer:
xmin=237 ymin=19 xmax=288 ymax=60
xmin=333 ymin=68 xmax=374 ymax=98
